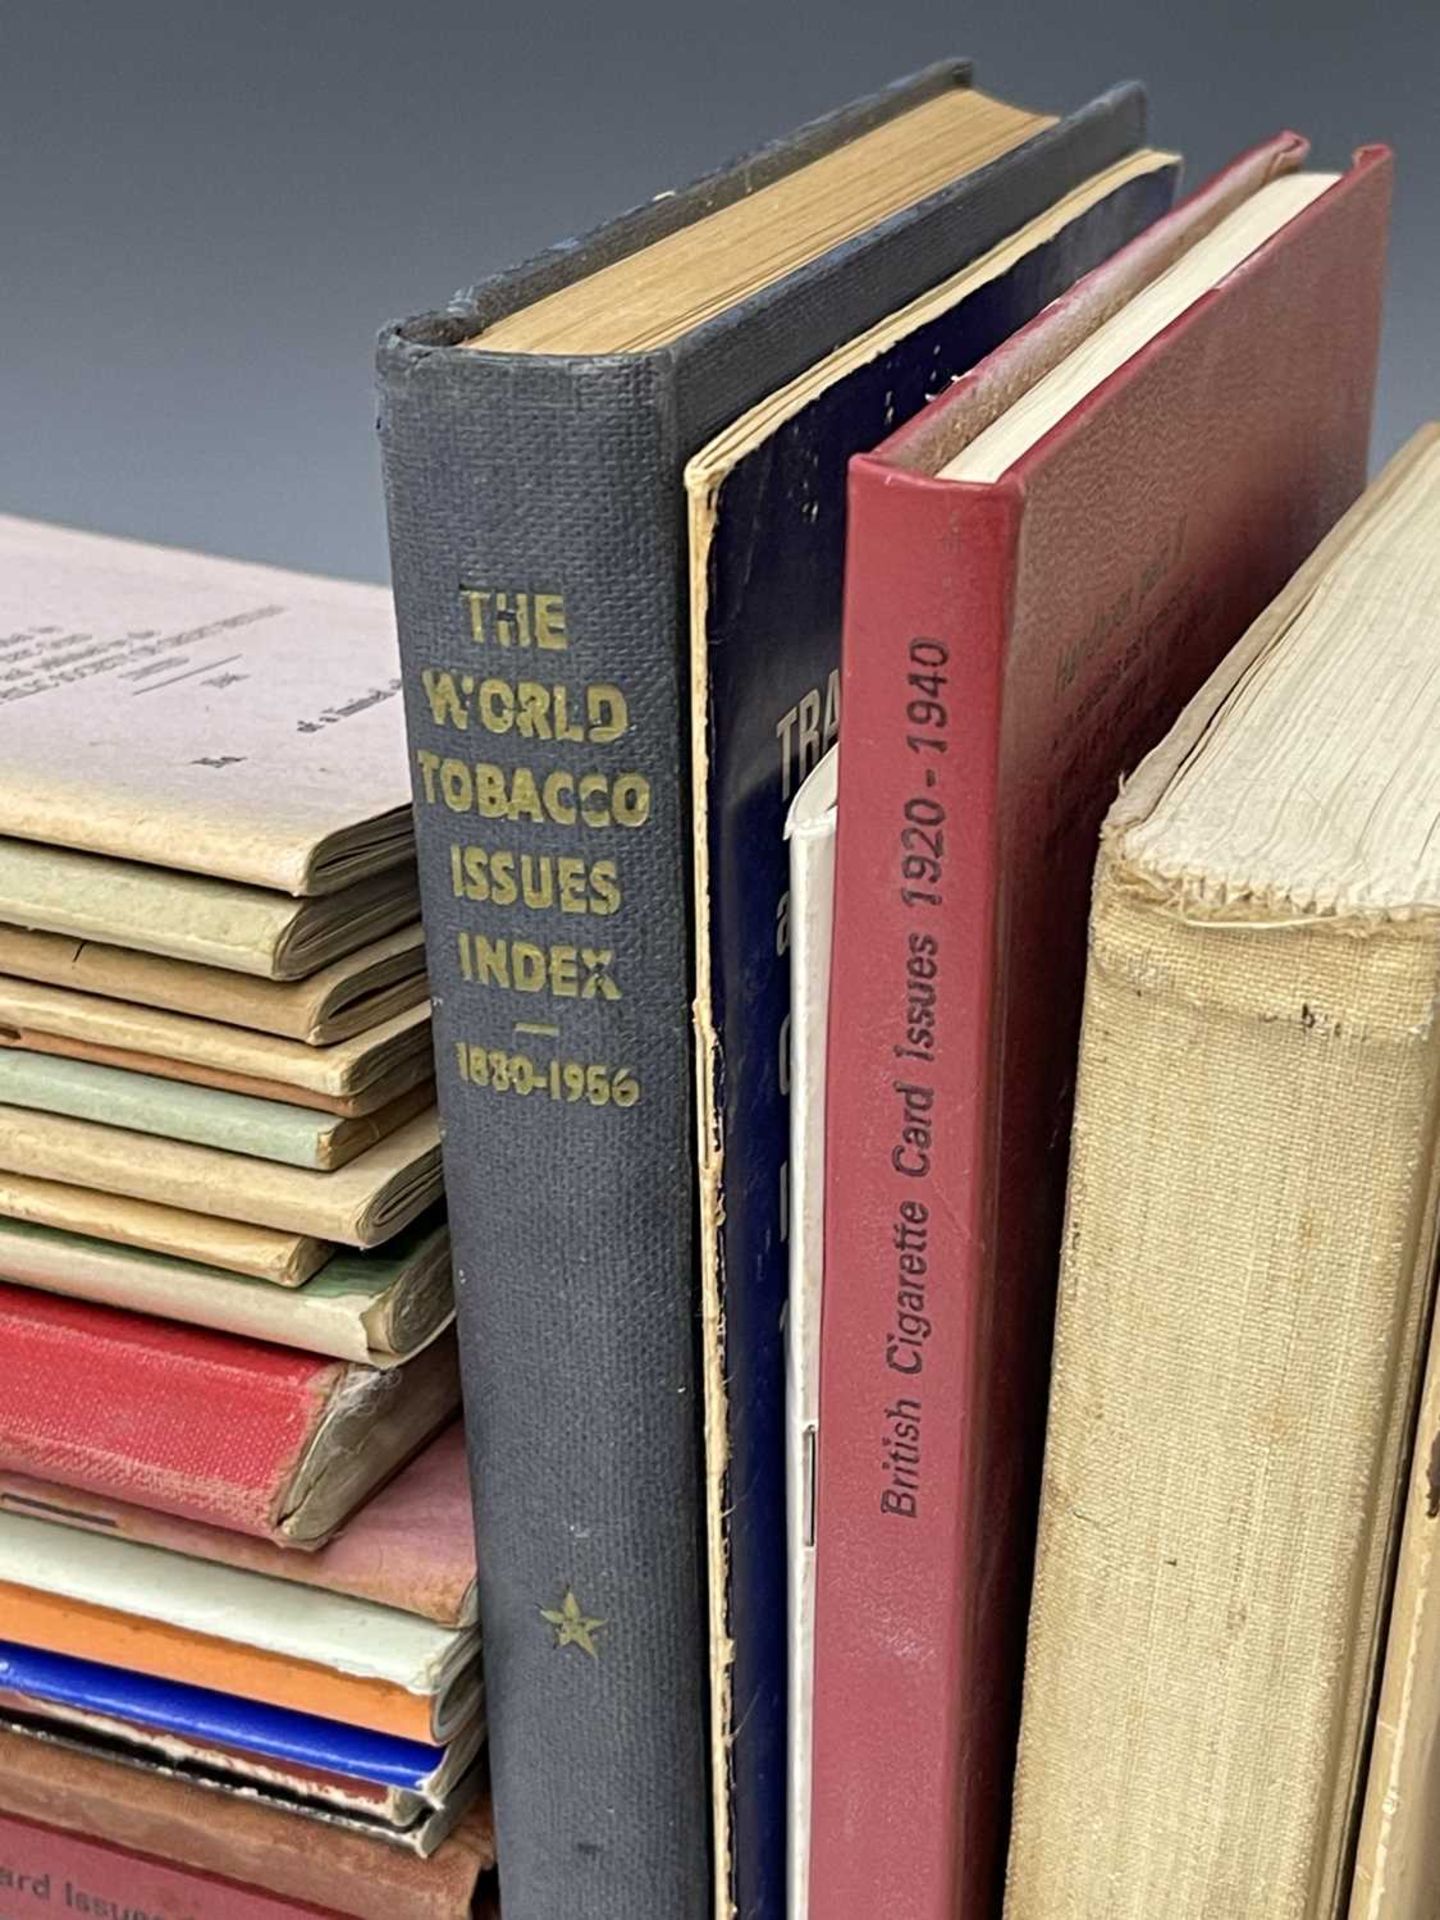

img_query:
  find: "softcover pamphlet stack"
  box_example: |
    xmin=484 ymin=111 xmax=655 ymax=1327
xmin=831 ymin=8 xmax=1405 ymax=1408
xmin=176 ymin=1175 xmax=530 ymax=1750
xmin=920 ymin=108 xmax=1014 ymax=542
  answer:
xmin=0 ymin=520 xmax=491 ymax=1917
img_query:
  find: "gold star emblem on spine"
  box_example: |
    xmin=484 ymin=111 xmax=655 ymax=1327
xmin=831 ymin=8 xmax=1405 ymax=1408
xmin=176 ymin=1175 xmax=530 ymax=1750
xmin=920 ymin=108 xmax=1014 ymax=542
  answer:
xmin=541 ymin=1587 xmax=606 ymax=1658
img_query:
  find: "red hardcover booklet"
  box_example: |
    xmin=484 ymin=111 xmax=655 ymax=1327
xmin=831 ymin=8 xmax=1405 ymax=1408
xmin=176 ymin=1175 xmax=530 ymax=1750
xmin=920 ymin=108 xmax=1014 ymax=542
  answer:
xmin=0 ymin=1809 xmax=341 ymax=1918
xmin=811 ymin=135 xmax=1390 ymax=1918
xmin=0 ymin=1421 xmax=476 ymax=1625
xmin=0 ymin=1284 xmax=457 ymax=1545
xmin=0 ymin=1726 xmax=494 ymax=1920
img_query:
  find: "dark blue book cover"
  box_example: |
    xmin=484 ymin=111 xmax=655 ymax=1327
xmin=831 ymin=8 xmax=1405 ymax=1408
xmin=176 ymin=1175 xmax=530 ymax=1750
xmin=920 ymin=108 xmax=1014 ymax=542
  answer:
xmin=378 ymin=60 xmax=1161 ymax=1919
xmin=688 ymin=151 xmax=1180 ymax=1914
xmin=0 ymin=1641 xmax=450 ymax=1794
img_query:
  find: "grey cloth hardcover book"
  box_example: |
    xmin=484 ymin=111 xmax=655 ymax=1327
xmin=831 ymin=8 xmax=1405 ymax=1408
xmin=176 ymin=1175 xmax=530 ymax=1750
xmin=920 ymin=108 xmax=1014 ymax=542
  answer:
xmin=377 ymin=61 xmax=1149 ymax=1920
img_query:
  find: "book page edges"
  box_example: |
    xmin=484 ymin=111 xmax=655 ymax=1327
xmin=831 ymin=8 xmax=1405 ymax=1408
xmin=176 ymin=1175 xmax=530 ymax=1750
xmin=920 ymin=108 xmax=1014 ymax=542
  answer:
xmin=0 ymin=798 xmax=412 ymax=900
xmin=418 ymin=61 xmax=974 ymax=347
xmin=0 ymin=1724 xmax=493 ymax=1920
xmin=0 ymin=1222 xmax=453 ymax=1365
xmin=360 ymin=1248 xmax=456 ymax=1363
xmin=0 ymin=1708 xmax=482 ymax=1855
xmin=0 ymin=848 xmax=418 ymax=981
xmin=683 ymin=468 xmax=737 ymax=1920
xmin=280 ymin=1339 xmax=461 ymax=1544
xmin=0 ymin=1173 xmax=326 ymax=1284
xmin=874 ymin=132 xmax=1310 ymax=478
xmin=0 ymin=1029 xmax=434 ymax=1116
xmin=0 ymin=1108 xmax=442 ymax=1247
xmin=686 ymin=149 xmax=1178 ymax=487
xmin=1104 ymin=426 xmax=1440 ymax=927
xmin=0 ymin=923 xmax=428 ymax=1046
xmin=0 ymin=979 xmax=431 ymax=1095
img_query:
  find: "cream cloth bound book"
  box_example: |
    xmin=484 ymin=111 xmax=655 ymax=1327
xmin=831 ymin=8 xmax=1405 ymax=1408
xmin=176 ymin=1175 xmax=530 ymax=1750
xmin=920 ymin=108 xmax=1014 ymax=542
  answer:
xmin=1007 ymin=429 xmax=1440 ymax=1920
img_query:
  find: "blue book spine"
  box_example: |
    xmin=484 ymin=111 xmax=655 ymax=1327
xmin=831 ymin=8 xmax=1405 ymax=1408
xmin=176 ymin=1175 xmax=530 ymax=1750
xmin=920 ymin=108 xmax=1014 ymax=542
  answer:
xmin=0 ymin=1641 xmax=445 ymax=1792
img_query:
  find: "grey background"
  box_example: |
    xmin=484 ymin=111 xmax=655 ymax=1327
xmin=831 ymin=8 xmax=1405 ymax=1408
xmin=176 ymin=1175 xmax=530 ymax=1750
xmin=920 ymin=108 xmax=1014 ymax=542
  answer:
xmin=3 ymin=0 xmax=1434 ymax=584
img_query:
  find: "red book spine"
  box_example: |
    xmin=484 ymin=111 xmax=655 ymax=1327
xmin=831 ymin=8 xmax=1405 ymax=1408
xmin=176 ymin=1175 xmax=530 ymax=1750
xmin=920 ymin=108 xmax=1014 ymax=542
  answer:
xmin=0 ymin=1284 xmax=336 ymax=1538
xmin=0 ymin=1809 xmax=341 ymax=1918
xmin=811 ymin=145 xmax=1391 ymax=1920
xmin=811 ymin=465 xmax=1020 ymax=1918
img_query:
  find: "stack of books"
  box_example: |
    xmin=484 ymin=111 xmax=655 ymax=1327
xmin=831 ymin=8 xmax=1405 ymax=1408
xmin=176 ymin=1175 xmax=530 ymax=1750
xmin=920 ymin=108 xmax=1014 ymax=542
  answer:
xmin=782 ymin=435 xmax=1440 ymax=1920
xmin=375 ymin=65 xmax=1183 ymax=1920
xmin=368 ymin=50 xmax=1430 ymax=1920
xmin=6 ymin=54 xmax=1435 ymax=1920
xmin=0 ymin=520 xmax=491 ymax=1915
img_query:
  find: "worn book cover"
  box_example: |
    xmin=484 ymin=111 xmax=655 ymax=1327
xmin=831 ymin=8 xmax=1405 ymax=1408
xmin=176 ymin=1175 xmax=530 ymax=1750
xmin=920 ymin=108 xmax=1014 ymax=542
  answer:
xmin=0 ymin=1285 xmax=459 ymax=1541
xmin=0 ymin=1050 xmax=430 ymax=1170
xmin=0 ymin=1512 xmax=479 ymax=1743
xmin=0 ymin=839 xmax=419 ymax=980
xmin=0 ymin=1106 xmax=442 ymax=1245
xmin=0 ymin=1209 xmax=453 ymax=1363
xmin=0 ymin=516 xmax=415 ymax=894
xmin=0 ymin=1700 xmax=479 ymax=1856
xmin=0 ymin=1730 xmax=495 ymax=1920
xmin=812 ymin=137 xmax=1390 ymax=1919
xmin=0 ymin=1642 xmax=480 ymax=1810
xmin=0 ymin=1421 xmax=477 ymax=1627
xmin=0 ymin=1171 xmax=332 ymax=1284
xmin=0 ymin=922 xmax=429 ymax=1044
xmin=0 ymin=1699 xmax=479 ymax=1857
xmin=380 ymin=55 xmax=1156 ymax=1918
xmin=0 ymin=979 xmax=432 ymax=1114
xmin=1008 ymin=430 xmax=1440 ymax=1919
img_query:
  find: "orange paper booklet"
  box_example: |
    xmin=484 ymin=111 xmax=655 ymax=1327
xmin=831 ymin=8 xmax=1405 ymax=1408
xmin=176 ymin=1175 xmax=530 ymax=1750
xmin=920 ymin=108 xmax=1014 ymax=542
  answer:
xmin=0 ymin=1513 xmax=478 ymax=1743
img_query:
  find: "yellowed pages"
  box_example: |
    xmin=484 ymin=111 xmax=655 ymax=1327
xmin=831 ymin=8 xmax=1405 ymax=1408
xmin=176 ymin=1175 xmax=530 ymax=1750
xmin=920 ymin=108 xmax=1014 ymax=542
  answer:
xmin=1 ymin=1030 xmax=430 ymax=1117
xmin=0 ymin=923 xmax=427 ymax=1044
xmin=0 ymin=1215 xmax=453 ymax=1366
xmin=0 ymin=979 xmax=430 ymax=1106
xmin=476 ymin=89 xmax=1052 ymax=354
xmin=0 ymin=1171 xmax=328 ymax=1284
xmin=0 ymin=840 xmax=418 ymax=979
xmin=0 ymin=516 xmax=413 ymax=894
xmin=0 ymin=1108 xmax=442 ymax=1247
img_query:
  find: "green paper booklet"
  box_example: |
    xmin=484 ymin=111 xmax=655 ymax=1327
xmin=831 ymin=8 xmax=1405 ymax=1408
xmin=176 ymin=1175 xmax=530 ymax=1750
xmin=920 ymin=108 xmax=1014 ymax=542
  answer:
xmin=0 ymin=1050 xmax=428 ymax=1170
